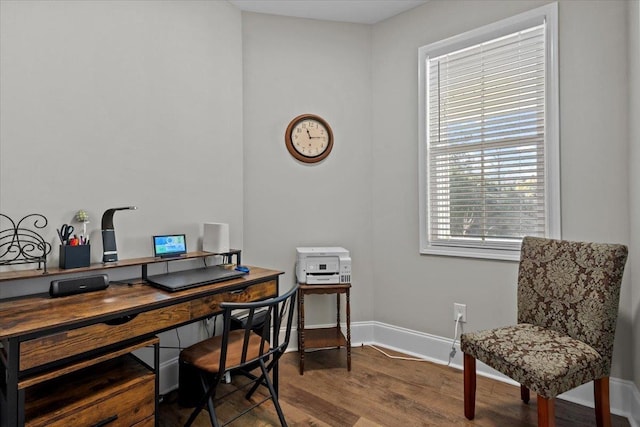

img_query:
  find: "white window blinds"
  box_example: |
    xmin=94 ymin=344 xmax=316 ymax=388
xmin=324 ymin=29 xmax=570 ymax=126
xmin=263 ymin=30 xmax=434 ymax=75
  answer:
xmin=426 ymin=24 xmax=547 ymax=251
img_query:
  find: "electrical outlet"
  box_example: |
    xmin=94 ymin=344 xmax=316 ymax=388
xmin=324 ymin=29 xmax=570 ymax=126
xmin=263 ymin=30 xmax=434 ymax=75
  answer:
xmin=454 ymin=303 xmax=467 ymax=322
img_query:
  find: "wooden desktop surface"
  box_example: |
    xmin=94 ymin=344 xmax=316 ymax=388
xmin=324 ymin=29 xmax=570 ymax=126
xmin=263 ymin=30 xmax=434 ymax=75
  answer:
xmin=0 ymin=266 xmax=282 ymax=341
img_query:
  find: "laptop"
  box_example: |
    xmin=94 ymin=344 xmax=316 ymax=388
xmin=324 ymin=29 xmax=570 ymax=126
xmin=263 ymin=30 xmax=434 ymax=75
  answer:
xmin=146 ymin=265 xmax=247 ymax=292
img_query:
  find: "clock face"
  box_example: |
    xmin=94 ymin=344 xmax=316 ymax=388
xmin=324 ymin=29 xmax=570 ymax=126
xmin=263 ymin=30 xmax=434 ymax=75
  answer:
xmin=285 ymin=114 xmax=333 ymax=163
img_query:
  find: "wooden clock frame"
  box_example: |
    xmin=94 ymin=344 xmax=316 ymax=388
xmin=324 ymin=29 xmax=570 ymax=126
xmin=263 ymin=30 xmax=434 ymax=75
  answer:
xmin=285 ymin=114 xmax=334 ymax=164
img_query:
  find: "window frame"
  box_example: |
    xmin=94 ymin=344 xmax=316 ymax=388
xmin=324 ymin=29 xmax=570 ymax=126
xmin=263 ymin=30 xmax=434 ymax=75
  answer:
xmin=418 ymin=3 xmax=560 ymax=261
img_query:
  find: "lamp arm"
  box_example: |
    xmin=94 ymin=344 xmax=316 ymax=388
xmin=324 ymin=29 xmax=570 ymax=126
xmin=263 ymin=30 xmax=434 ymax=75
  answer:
xmin=101 ymin=206 xmax=137 ymax=230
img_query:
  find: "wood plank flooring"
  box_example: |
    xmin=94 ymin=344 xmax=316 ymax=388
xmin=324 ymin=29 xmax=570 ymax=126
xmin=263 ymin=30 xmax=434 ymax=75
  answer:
xmin=158 ymin=346 xmax=631 ymax=426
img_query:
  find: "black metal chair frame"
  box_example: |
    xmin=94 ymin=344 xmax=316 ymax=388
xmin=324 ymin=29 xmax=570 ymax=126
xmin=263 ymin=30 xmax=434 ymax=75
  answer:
xmin=183 ymin=285 xmax=298 ymax=427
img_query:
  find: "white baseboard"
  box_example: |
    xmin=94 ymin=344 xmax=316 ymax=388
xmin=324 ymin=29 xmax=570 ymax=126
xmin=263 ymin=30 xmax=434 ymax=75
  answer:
xmin=159 ymin=356 xmax=181 ymax=396
xmin=155 ymin=320 xmax=640 ymax=426
xmin=630 ymin=383 xmax=640 ymax=427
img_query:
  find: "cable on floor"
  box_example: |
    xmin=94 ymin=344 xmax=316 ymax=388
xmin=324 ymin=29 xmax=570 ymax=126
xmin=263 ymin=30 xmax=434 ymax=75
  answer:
xmin=367 ymin=344 xmax=430 ymax=362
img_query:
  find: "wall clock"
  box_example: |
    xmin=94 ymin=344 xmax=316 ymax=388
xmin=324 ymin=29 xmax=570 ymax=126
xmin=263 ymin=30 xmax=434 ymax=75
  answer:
xmin=285 ymin=114 xmax=334 ymax=163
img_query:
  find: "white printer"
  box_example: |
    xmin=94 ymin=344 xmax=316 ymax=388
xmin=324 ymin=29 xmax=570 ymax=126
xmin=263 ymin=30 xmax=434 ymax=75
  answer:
xmin=295 ymin=247 xmax=351 ymax=285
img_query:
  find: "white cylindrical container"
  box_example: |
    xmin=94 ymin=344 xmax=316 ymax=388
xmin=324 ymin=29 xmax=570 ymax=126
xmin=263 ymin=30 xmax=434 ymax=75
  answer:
xmin=202 ymin=223 xmax=230 ymax=253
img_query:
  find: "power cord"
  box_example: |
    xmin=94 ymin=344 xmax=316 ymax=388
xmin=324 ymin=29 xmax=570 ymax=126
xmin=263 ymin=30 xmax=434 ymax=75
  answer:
xmin=175 ymin=328 xmax=181 ymax=350
xmin=202 ymin=315 xmax=217 ymax=338
xmin=368 ymin=345 xmax=429 ymax=362
xmin=158 ymin=329 xmax=183 ymax=352
xmin=369 ymin=312 xmax=464 ymax=365
xmin=447 ymin=312 xmax=464 ymax=366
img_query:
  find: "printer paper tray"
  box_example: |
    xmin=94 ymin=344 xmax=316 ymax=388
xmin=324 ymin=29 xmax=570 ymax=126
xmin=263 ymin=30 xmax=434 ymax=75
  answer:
xmin=306 ymin=275 xmax=340 ymax=285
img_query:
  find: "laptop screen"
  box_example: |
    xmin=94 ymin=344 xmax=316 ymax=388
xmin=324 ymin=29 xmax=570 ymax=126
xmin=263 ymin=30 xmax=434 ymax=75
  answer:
xmin=153 ymin=234 xmax=187 ymax=258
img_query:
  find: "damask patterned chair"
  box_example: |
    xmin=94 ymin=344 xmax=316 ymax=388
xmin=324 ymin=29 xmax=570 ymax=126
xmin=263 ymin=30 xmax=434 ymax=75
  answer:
xmin=460 ymin=236 xmax=628 ymax=427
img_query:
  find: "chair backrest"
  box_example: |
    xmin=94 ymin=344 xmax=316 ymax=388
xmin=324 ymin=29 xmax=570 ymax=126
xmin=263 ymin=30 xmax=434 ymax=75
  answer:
xmin=217 ymin=284 xmax=298 ymax=373
xmin=517 ymin=236 xmax=628 ymax=369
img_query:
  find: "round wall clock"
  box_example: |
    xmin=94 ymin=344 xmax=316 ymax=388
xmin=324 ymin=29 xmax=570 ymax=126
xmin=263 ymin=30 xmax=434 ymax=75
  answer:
xmin=285 ymin=114 xmax=334 ymax=163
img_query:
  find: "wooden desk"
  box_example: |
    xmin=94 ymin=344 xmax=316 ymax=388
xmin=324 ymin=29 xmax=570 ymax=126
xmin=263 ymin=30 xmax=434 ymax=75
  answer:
xmin=297 ymin=283 xmax=351 ymax=375
xmin=0 ymin=259 xmax=282 ymax=427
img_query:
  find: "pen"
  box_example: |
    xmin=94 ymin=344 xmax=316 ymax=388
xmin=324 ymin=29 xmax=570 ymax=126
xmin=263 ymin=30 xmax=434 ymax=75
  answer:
xmin=56 ymin=228 xmax=65 ymax=245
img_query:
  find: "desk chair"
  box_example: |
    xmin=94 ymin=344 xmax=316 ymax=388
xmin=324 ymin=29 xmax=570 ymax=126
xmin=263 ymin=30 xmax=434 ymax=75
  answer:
xmin=180 ymin=285 xmax=298 ymax=427
xmin=461 ymin=236 xmax=627 ymax=427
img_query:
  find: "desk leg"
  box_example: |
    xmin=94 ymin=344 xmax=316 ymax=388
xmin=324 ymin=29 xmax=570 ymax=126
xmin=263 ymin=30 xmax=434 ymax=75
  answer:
xmin=346 ymin=288 xmax=351 ymax=371
xmin=298 ymin=291 xmax=305 ymax=375
xmin=2 ymin=338 xmax=20 ymax=427
xmin=154 ymin=340 xmax=160 ymax=427
xmin=336 ymin=293 xmax=341 ymax=350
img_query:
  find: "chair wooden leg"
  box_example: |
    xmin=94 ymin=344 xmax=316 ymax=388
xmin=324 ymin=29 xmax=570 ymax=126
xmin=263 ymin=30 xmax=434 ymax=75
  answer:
xmin=537 ymin=395 xmax=556 ymax=427
xmin=521 ymin=385 xmax=530 ymax=403
xmin=594 ymin=377 xmax=612 ymax=427
xmin=463 ymin=353 xmax=476 ymax=420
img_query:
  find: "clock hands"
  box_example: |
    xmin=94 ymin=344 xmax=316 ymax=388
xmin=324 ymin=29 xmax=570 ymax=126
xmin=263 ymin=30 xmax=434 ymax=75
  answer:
xmin=306 ymin=128 xmax=324 ymax=140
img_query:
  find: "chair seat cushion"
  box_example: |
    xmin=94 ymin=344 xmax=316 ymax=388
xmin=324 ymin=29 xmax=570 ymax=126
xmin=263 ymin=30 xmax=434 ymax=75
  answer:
xmin=460 ymin=323 xmax=606 ymax=398
xmin=180 ymin=329 xmax=269 ymax=374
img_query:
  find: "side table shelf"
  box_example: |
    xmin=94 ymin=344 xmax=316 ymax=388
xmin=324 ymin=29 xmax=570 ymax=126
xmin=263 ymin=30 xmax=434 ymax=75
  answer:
xmin=297 ymin=283 xmax=351 ymax=375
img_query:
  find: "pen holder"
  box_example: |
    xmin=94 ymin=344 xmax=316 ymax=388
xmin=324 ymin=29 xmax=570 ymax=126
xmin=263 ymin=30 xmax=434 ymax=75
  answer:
xmin=59 ymin=245 xmax=91 ymax=269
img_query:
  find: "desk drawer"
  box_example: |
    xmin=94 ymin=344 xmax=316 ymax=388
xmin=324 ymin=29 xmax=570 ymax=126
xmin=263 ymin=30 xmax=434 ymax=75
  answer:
xmin=190 ymin=280 xmax=278 ymax=319
xmin=25 ymin=355 xmax=155 ymax=427
xmin=20 ymin=302 xmax=190 ymax=371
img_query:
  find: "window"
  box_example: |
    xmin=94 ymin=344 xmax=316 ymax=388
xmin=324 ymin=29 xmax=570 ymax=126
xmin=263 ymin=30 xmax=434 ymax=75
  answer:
xmin=418 ymin=3 xmax=560 ymax=261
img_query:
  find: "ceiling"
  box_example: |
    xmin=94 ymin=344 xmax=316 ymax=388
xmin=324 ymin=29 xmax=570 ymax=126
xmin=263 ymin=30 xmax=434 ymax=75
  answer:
xmin=227 ymin=0 xmax=429 ymax=25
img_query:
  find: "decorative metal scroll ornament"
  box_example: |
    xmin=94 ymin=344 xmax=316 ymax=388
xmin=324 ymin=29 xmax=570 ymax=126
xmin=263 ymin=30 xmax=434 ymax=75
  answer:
xmin=0 ymin=213 xmax=52 ymax=273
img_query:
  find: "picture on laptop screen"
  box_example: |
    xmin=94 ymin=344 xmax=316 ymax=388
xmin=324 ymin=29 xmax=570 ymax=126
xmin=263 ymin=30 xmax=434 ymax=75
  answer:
xmin=153 ymin=234 xmax=187 ymax=258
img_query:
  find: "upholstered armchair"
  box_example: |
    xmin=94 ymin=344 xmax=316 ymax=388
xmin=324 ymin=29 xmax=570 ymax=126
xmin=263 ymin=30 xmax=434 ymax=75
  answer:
xmin=460 ymin=236 xmax=628 ymax=427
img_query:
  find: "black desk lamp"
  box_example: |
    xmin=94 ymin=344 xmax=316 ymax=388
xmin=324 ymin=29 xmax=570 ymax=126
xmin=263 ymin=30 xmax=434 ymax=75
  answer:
xmin=101 ymin=206 xmax=137 ymax=262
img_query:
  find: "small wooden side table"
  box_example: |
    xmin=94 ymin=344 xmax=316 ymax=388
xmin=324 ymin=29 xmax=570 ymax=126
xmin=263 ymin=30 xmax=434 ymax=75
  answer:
xmin=297 ymin=283 xmax=351 ymax=375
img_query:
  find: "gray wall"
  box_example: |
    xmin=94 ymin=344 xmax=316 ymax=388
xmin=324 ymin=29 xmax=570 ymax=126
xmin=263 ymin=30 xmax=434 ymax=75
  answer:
xmin=630 ymin=0 xmax=640 ymax=389
xmin=242 ymin=12 xmax=374 ymax=324
xmin=371 ymin=0 xmax=633 ymax=381
xmin=0 ymin=0 xmax=243 ymax=294
xmin=0 ymin=0 xmax=243 ymax=365
xmin=239 ymin=0 xmax=636 ymax=383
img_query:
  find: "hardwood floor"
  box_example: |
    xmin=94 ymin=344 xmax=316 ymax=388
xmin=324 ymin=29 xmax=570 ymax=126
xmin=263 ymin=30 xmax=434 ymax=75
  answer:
xmin=158 ymin=346 xmax=631 ymax=426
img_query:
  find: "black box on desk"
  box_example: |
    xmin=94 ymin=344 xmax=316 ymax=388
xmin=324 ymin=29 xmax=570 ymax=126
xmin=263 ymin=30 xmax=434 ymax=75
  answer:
xmin=59 ymin=245 xmax=90 ymax=269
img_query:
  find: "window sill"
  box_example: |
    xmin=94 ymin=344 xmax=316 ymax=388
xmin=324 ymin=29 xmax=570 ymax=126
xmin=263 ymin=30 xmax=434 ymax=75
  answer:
xmin=420 ymin=245 xmax=521 ymax=262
